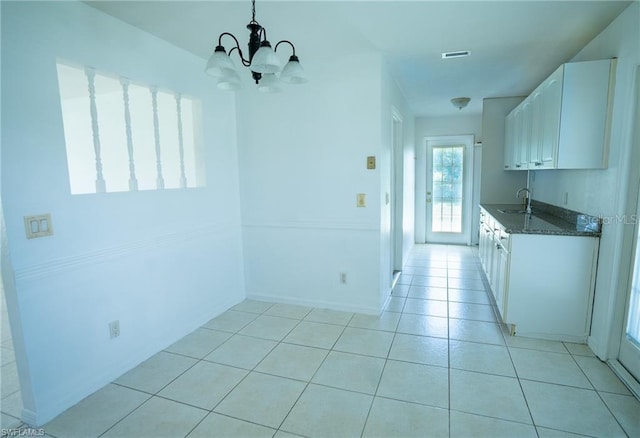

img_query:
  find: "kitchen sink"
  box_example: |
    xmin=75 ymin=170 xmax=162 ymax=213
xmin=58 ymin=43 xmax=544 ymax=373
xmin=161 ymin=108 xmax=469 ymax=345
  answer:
xmin=497 ymin=208 xmax=528 ymax=214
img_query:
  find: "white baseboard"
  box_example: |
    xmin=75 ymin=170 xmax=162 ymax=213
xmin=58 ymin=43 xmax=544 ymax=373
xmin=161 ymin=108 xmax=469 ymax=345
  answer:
xmin=21 ymin=294 xmax=243 ymax=427
xmin=246 ymin=292 xmax=379 ymax=316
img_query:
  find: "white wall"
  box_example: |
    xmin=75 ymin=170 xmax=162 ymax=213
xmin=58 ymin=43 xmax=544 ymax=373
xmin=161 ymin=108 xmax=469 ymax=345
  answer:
xmin=528 ymin=2 xmax=640 ymax=359
xmin=238 ymin=53 xmax=415 ymax=314
xmin=238 ymin=53 xmax=383 ymax=314
xmin=480 ymin=98 xmax=527 ymax=205
xmin=1 ymin=2 xmax=245 ymax=425
xmin=414 ymin=115 xmax=482 ymax=243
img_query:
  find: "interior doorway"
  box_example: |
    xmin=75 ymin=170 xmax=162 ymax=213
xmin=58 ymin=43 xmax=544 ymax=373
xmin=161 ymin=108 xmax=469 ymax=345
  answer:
xmin=390 ymin=109 xmax=403 ymax=285
xmin=425 ymin=135 xmax=474 ymax=245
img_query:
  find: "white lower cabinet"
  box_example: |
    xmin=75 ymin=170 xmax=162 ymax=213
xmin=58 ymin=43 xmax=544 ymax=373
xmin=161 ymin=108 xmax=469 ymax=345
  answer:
xmin=478 ymin=208 xmax=599 ymax=342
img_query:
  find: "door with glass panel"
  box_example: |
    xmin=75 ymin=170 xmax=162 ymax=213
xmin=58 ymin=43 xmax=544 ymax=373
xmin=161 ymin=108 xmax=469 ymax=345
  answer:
xmin=618 ymin=188 xmax=640 ymax=385
xmin=425 ymin=136 xmax=473 ymax=244
xmin=616 ymin=66 xmax=640 ymax=389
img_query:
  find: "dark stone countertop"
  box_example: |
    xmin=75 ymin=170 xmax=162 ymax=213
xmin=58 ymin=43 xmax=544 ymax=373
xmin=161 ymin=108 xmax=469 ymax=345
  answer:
xmin=480 ymin=202 xmax=601 ymax=237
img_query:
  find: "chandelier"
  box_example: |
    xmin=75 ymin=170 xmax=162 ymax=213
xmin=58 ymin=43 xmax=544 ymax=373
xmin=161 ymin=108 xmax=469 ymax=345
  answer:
xmin=205 ymin=0 xmax=307 ymax=92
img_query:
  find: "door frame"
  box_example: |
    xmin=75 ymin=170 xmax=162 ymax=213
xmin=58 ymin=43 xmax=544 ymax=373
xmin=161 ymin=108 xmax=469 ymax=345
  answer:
xmin=610 ymin=181 xmax=640 ymax=399
xmin=424 ymin=135 xmax=474 ymax=245
xmin=391 ymin=108 xmax=403 ymax=276
xmin=608 ymin=65 xmax=640 ymax=398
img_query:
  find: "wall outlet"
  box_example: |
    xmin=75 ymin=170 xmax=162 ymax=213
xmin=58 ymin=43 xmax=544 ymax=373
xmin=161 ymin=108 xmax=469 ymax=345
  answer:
xmin=109 ymin=320 xmax=120 ymax=339
xmin=357 ymin=193 xmax=366 ymax=208
xmin=340 ymin=272 xmax=347 ymax=284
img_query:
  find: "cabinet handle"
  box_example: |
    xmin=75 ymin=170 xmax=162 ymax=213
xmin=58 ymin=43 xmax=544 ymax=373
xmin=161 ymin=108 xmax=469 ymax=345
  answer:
xmin=535 ymin=162 xmax=542 ymax=166
xmin=504 ymin=165 xmax=509 ymax=169
xmin=515 ymin=164 xmax=521 ymax=168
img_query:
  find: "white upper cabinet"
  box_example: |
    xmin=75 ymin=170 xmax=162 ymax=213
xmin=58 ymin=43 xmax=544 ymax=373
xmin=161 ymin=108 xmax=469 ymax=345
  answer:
xmin=519 ymin=100 xmax=532 ymax=169
xmin=528 ymin=87 xmax=544 ymax=168
xmin=540 ymin=67 xmax=563 ymax=168
xmin=504 ymin=111 xmax=516 ymax=170
xmin=504 ymin=59 xmax=616 ymax=170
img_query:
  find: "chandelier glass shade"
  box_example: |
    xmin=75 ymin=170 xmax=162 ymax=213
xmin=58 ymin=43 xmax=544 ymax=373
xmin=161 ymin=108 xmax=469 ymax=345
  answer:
xmin=205 ymin=0 xmax=307 ymax=91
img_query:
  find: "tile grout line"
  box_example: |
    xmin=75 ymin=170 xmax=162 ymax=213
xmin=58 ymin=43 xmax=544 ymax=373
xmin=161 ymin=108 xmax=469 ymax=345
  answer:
xmin=480 ymin=243 xmax=541 ymax=438
xmin=273 ymin=311 xmax=356 ymax=436
xmin=101 ymin=302 xmax=281 ymax=438
xmin=183 ymin=301 xmax=290 ymax=438
xmin=39 ymin=246 xmax=636 ymax=437
xmin=567 ymin=349 xmax=631 ymax=437
xmin=359 ymin=298 xmax=400 ymax=438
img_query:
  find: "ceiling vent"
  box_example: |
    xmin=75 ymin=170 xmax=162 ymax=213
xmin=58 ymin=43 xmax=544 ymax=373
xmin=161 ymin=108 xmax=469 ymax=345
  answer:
xmin=442 ymin=50 xmax=471 ymax=59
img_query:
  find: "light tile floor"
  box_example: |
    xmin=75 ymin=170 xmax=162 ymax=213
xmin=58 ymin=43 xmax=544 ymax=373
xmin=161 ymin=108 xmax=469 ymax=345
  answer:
xmin=2 ymin=244 xmax=639 ymax=437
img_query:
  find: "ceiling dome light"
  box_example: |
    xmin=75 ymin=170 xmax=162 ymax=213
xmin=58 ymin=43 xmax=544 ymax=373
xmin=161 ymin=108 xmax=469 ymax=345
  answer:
xmin=451 ymin=97 xmax=471 ymax=110
xmin=205 ymin=0 xmax=306 ymax=91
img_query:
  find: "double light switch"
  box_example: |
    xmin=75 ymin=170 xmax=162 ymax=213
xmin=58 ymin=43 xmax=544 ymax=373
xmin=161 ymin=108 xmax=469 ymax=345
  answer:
xmin=24 ymin=214 xmax=53 ymax=239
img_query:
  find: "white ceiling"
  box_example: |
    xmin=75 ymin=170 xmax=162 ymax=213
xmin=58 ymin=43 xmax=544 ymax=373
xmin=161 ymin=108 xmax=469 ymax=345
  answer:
xmin=87 ymin=0 xmax=631 ymax=117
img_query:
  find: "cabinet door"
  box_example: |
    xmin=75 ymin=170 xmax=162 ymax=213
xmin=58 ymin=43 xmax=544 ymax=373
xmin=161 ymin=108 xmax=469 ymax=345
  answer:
xmin=479 ymin=225 xmax=486 ymax=268
xmin=541 ymin=66 xmax=563 ymax=168
xmin=478 ymin=214 xmax=485 ymax=266
xmin=529 ymin=89 xmax=544 ymax=168
xmin=490 ymin=237 xmax=501 ymax=294
xmin=480 ymin=223 xmax=492 ymax=272
xmin=513 ymin=107 xmax=524 ymax=169
xmin=495 ymin=243 xmax=509 ymax=320
xmin=557 ymin=60 xmax=612 ymax=169
xmin=504 ymin=112 xmax=516 ymax=170
xmin=519 ymin=101 xmax=531 ymax=169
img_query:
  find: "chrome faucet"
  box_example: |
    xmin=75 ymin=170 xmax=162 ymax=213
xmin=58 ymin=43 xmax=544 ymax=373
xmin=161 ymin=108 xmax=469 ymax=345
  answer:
xmin=516 ymin=188 xmax=532 ymax=214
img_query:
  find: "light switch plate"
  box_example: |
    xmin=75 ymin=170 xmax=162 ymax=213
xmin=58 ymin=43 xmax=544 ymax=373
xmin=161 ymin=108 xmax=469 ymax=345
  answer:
xmin=24 ymin=214 xmax=53 ymax=239
xmin=357 ymin=193 xmax=366 ymax=208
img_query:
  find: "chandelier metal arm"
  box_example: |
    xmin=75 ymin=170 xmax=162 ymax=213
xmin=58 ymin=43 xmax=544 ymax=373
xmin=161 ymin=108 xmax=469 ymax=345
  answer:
xmin=274 ymin=40 xmax=297 ymax=56
xmin=218 ymin=32 xmax=252 ymax=67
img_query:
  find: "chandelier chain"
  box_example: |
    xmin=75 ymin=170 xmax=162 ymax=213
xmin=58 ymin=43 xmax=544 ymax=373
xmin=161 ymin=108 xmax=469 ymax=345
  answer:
xmin=251 ymin=0 xmax=256 ymax=23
